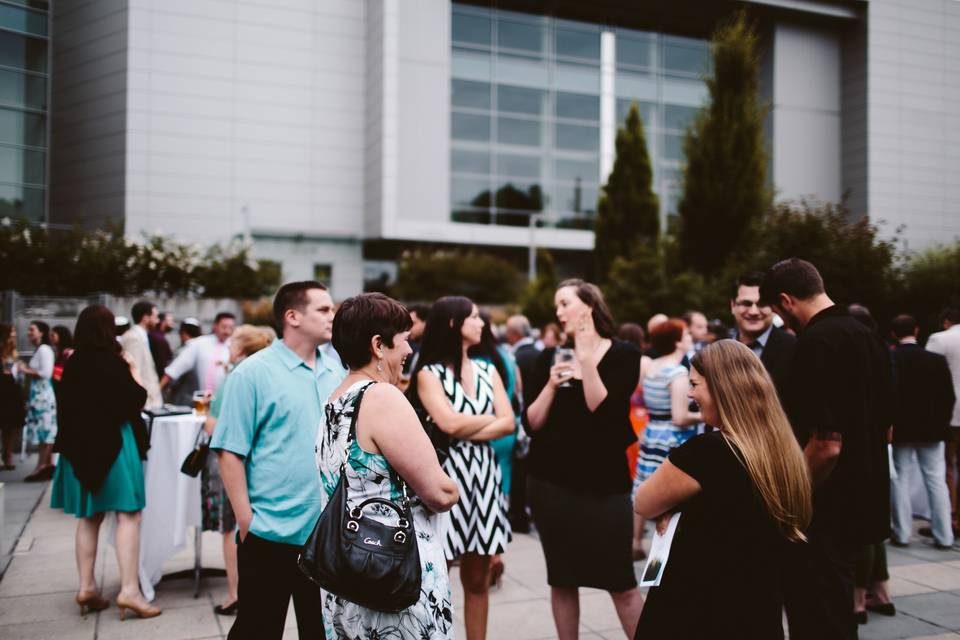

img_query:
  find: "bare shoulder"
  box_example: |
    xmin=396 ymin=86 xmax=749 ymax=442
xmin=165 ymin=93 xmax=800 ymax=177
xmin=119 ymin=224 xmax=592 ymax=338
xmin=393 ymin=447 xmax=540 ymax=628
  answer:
xmin=361 ymin=381 xmax=409 ymax=410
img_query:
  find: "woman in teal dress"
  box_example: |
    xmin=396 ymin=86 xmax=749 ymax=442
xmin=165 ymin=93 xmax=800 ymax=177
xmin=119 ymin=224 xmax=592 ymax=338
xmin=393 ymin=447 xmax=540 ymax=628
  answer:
xmin=50 ymin=305 xmax=161 ymax=621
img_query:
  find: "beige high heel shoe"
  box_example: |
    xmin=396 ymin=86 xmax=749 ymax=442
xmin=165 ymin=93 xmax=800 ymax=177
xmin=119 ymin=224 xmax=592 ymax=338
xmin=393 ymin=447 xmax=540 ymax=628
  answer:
xmin=76 ymin=591 xmax=109 ymax=617
xmin=116 ymin=595 xmax=161 ymax=621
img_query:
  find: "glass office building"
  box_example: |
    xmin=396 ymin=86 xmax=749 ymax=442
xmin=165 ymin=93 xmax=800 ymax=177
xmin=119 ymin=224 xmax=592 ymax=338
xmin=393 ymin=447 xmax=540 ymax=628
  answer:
xmin=0 ymin=0 xmax=48 ymax=222
xmin=450 ymin=3 xmax=709 ymax=230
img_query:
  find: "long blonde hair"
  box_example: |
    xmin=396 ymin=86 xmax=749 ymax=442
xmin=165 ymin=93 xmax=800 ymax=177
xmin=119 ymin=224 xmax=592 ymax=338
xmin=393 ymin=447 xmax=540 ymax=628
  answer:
xmin=230 ymin=324 xmax=276 ymax=362
xmin=691 ymin=340 xmax=812 ymax=542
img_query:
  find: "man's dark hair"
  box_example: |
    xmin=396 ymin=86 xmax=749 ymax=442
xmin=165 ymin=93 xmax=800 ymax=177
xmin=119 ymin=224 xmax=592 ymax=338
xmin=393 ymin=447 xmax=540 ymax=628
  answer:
xmin=409 ymin=303 xmax=431 ymax=321
xmin=180 ymin=321 xmax=202 ymax=340
xmin=940 ymin=308 xmax=960 ymax=326
xmin=891 ymin=314 xmax=917 ymax=339
xmin=214 ymin=311 xmax=236 ymax=325
xmin=332 ymin=293 xmax=412 ymax=370
xmin=731 ymin=271 xmax=765 ymax=300
xmin=131 ymin=300 xmax=156 ymax=325
xmin=272 ymin=281 xmax=327 ymax=329
xmin=758 ymin=258 xmax=825 ymax=307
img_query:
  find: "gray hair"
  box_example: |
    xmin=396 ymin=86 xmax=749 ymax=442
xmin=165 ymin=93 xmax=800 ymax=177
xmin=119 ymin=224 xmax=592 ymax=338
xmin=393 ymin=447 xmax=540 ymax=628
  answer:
xmin=505 ymin=314 xmax=531 ymax=337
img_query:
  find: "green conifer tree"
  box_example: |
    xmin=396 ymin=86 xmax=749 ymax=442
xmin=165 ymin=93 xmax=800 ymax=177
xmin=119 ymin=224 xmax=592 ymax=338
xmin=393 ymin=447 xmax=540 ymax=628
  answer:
xmin=593 ymin=103 xmax=659 ymax=284
xmin=676 ymin=11 xmax=770 ymax=276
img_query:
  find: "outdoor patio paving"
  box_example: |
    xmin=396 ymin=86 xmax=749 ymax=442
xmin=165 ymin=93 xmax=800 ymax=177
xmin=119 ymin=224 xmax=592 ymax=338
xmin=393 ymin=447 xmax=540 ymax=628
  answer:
xmin=2 ymin=477 xmax=960 ymax=639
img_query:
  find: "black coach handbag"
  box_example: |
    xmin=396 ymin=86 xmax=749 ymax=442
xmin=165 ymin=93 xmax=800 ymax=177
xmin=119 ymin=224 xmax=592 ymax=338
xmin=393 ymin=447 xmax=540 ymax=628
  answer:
xmin=180 ymin=428 xmax=209 ymax=477
xmin=298 ymin=382 xmax=422 ymax=613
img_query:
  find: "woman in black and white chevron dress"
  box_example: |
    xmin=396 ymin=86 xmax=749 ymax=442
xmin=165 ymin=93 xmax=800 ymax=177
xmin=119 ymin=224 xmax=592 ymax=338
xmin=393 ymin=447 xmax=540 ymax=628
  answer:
xmin=410 ymin=296 xmax=515 ymax=640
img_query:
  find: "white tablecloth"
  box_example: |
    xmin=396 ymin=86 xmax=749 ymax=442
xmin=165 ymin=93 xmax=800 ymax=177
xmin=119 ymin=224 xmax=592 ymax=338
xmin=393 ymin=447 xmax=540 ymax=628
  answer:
xmin=138 ymin=413 xmax=204 ymax=601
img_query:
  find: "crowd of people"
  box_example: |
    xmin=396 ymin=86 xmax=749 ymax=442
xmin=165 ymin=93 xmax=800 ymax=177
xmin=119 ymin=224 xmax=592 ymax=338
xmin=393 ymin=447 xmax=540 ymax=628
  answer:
xmin=1 ymin=256 xmax=959 ymax=640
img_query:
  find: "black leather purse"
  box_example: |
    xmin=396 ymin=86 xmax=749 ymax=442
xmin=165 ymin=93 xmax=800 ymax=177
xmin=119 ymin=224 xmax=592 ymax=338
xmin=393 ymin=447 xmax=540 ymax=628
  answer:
xmin=180 ymin=428 xmax=209 ymax=477
xmin=298 ymin=382 xmax=422 ymax=612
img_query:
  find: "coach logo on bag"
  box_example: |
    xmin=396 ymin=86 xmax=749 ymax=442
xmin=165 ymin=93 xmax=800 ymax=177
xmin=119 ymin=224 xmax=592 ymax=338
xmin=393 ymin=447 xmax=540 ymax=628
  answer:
xmin=363 ymin=537 xmax=382 ymax=547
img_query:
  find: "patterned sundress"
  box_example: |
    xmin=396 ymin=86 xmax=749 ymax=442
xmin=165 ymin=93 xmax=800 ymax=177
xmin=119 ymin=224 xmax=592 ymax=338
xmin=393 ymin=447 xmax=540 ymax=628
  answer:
xmin=632 ymin=363 xmax=697 ymax=498
xmin=423 ymin=359 xmax=511 ymax=559
xmin=25 ymin=344 xmax=57 ymax=445
xmin=316 ymin=381 xmax=454 ymax=640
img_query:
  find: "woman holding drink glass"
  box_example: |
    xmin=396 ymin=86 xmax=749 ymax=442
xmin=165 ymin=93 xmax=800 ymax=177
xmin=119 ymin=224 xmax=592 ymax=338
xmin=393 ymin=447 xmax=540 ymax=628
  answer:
xmin=525 ymin=279 xmax=645 ymax=639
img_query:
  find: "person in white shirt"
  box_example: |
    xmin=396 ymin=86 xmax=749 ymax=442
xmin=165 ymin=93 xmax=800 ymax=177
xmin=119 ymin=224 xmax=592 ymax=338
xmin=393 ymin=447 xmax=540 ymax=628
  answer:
xmin=21 ymin=320 xmax=58 ymax=481
xmin=927 ymin=308 xmax=960 ymax=529
xmin=161 ymin=312 xmax=236 ymax=396
xmin=120 ymin=301 xmax=162 ymax=409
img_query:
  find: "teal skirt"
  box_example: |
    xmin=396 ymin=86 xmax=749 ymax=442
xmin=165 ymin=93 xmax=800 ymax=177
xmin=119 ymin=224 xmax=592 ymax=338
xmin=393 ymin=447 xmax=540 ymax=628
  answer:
xmin=50 ymin=422 xmax=146 ymax=518
xmin=490 ymin=432 xmax=517 ymax=495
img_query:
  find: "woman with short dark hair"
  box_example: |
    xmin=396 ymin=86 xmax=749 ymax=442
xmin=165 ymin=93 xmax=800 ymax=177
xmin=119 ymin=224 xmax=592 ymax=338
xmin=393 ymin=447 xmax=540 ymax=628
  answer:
xmin=410 ymin=296 xmax=515 ymax=640
xmin=50 ymin=304 xmax=160 ymax=620
xmin=317 ymin=293 xmax=459 ymax=639
xmin=525 ymin=279 xmax=646 ymax=639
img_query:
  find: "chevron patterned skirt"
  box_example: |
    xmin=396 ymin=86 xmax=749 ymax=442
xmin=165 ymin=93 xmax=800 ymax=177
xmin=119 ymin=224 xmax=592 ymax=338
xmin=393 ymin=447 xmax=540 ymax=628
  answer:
xmin=442 ymin=439 xmax=512 ymax=560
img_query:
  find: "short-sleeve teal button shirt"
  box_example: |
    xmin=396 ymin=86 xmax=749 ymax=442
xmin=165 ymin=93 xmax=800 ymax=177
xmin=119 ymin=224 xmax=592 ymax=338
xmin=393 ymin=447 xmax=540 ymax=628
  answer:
xmin=210 ymin=338 xmax=346 ymax=546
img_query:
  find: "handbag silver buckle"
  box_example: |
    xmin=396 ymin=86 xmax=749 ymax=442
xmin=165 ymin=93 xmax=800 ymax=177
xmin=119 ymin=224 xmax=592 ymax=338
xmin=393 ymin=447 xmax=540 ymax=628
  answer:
xmin=397 ymin=518 xmax=409 ymax=529
xmin=393 ymin=530 xmax=407 ymax=544
xmin=349 ymin=507 xmax=364 ymax=519
xmin=346 ymin=520 xmax=360 ymax=532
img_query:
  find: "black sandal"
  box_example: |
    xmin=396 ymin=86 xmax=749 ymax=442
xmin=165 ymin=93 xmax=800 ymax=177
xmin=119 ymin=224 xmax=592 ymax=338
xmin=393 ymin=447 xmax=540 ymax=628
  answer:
xmin=214 ymin=601 xmax=238 ymax=616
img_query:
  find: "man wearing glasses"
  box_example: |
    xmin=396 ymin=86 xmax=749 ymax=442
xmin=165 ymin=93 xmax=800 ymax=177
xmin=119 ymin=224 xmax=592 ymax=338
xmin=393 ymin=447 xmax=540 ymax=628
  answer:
xmin=729 ymin=271 xmax=797 ymax=400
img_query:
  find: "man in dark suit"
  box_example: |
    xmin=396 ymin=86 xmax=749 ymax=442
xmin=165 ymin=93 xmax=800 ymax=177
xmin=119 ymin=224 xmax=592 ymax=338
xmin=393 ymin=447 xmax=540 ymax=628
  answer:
xmin=890 ymin=314 xmax=957 ymax=548
xmin=729 ymin=271 xmax=797 ymax=399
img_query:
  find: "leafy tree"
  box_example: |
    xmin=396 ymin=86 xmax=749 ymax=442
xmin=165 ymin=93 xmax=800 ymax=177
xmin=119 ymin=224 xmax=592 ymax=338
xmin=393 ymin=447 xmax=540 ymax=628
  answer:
xmin=520 ymin=249 xmax=559 ymax=327
xmin=751 ymin=199 xmax=901 ymax=324
xmin=898 ymin=244 xmax=960 ymax=334
xmin=392 ymin=249 xmax=522 ymax=305
xmin=676 ymin=11 xmax=770 ymax=275
xmin=593 ymin=103 xmax=659 ymax=284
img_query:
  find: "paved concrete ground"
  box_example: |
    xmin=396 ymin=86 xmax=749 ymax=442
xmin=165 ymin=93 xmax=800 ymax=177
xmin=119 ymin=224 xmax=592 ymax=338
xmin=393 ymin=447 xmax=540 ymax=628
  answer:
xmin=2 ymin=480 xmax=960 ymax=639
xmin=0 ymin=454 xmax=50 ymax=578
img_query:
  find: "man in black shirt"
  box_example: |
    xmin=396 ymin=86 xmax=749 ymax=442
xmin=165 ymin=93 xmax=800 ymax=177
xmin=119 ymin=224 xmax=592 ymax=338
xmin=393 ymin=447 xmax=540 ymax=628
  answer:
xmin=760 ymin=258 xmax=893 ymax=640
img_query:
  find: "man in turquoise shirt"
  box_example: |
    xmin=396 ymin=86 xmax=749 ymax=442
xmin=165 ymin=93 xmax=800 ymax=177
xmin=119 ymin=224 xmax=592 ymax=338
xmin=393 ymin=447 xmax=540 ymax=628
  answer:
xmin=212 ymin=281 xmax=345 ymax=640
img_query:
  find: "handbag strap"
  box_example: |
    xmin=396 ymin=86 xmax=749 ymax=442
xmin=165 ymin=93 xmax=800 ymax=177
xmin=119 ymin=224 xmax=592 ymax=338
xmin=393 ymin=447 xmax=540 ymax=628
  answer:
xmin=344 ymin=380 xmax=411 ymax=505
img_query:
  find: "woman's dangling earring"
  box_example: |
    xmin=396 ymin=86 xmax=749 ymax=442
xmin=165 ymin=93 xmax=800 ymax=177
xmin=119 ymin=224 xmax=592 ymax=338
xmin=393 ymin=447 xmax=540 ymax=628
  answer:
xmin=377 ymin=358 xmax=383 ymax=373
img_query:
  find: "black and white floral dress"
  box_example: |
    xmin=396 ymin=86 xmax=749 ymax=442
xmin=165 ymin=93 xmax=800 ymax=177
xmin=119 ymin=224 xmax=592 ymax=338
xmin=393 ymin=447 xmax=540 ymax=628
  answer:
xmin=316 ymin=381 xmax=454 ymax=640
xmin=423 ymin=360 xmax=511 ymax=560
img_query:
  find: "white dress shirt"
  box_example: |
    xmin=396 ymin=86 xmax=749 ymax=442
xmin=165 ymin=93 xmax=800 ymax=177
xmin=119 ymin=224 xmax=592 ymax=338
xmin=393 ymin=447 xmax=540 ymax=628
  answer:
xmin=164 ymin=334 xmax=230 ymax=394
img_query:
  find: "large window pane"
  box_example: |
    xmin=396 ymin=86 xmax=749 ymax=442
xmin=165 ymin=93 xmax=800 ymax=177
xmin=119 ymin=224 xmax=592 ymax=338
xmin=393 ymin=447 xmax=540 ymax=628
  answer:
xmin=663 ymin=104 xmax=698 ymax=132
xmin=498 ymin=19 xmax=544 ymax=56
xmin=451 ymin=148 xmax=490 ymax=175
xmin=556 ymin=92 xmax=599 ymax=121
xmin=452 ymin=79 xmax=490 ymax=110
xmin=0 ymin=182 xmax=43 ymax=220
xmin=554 ymin=157 xmax=598 ymax=182
xmin=451 ymin=112 xmax=490 ymax=141
xmin=553 ymin=183 xmax=599 ymax=213
xmin=452 ymin=12 xmax=491 ymax=47
xmin=495 ymin=181 xmax=543 ymax=211
xmin=617 ymin=34 xmax=653 ymax=69
xmin=0 ymin=3 xmax=47 ymax=37
xmin=663 ymin=38 xmax=709 ymax=76
xmin=0 ymin=107 xmax=44 ymax=147
xmin=498 ymin=117 xmax=540 ymax=146
xmin=556 ymin=29 xmax=599 ymax=61
xmin=496 ymin=153 xmax=540 ymax=179
xmin=0 ymin=68 xmax=45 ymax=109
xmin=497 ymin=84 xmax=545 ymax=116
xmin=555 ymin=123 xmax=598 ymax=151
xmin=0 ymin=31 xmax=47 ymax=73
xmin=452 ymin=177 xmax=491 ymax=206
xmin=662 ymin=132 xmax=684 ymax=161
xmin=0 ymin=145 xmax=43 ymax=183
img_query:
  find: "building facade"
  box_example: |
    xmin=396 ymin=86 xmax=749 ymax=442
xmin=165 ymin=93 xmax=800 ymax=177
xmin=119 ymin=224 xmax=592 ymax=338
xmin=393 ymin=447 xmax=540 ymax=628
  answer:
xmin=0 ymin=0 xmax=49 ymax=224
xmin=49 ymin=0 xmax=960 ymax=297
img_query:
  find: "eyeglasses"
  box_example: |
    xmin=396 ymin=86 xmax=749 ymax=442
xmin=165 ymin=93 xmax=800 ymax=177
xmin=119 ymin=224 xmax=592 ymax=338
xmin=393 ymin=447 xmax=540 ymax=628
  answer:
xmin=734 ymin=300 xmax=769 ymax=311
